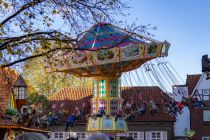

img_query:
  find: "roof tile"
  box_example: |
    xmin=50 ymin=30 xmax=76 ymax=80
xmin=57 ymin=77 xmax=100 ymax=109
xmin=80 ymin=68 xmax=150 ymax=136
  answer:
xmin=186 ymin=74 xmax=201 ymax=95
xmin=49 ymin=86 xmax=175 ymax=122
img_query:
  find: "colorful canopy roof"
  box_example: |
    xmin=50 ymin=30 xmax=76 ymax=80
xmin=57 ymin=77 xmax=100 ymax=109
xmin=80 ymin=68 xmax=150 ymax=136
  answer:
xmin=44 ymin=23 xmax=170 ymax=77
xmin=78 ymin=22 xmax=144 ymax=50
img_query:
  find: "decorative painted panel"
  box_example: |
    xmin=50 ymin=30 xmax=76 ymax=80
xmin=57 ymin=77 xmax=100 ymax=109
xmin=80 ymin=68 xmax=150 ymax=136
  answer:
xmin=110 ymin=100 xmax=118 ymax=115
xmin=120 ymin=43 xmax=144 ymax=61
xmin=110 ymin=80 xmax=117 ymax=96
xmin=98 ymin=100 xmax=107 ymax=111
xmin=92 ymin=100 xmax=96 ymax=114
xmin=118 ymin=78 xmax=121 ymax=98
xmin=99 ymin=80 xmax=106 ymax=97
xmin=94 ymin=80 xmax=97 ymax=97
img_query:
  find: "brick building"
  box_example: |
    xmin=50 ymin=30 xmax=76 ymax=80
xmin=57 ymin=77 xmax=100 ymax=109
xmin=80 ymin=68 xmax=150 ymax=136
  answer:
xmin=48 ymin=86 xmax=175 ymax=140
xmin=0 ymin=68 xmax=18 ymax=113
xmin=0 ymin=68 xmax=19 ymax=139
xmin=0 ymin=68 xmax=51 ymax=139
xmin=187 ymin=74 xmax=210 ymax=140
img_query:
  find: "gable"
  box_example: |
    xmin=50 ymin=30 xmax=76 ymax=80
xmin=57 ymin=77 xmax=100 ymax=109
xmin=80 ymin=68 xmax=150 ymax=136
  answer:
xmin=186 ymin=74 xmax=201 ymax=95
xmin=192 ymin=73 xmax=210 ymax=96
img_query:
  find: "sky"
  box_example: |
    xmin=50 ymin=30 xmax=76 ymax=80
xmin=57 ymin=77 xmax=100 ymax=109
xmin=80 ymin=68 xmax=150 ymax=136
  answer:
xmin=123 ymin=0 xmax=210 ymax=82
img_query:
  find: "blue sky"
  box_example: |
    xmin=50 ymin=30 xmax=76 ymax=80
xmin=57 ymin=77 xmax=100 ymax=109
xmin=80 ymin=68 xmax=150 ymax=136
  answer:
xmin=124 ymin=0 xmax=210 ymax=82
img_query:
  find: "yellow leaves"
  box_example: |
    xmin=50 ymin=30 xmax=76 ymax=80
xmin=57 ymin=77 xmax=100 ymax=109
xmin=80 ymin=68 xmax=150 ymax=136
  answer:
xmin=55 ymin=40 xmax=62 ymax=46
xmin=0 ymin=52 xmax=3 ymax=58
xmin=3 ymin=2 xmax=8 ymax=9
xmin=24 ymin=12 xmax=29 ymax=15
xmin=25 ymin=46 xmax=32 ymax=52
xmin=52 ymin=10 xmax=57 ymax=14
xmin=6 ymin=47 xmax=14 ymax=54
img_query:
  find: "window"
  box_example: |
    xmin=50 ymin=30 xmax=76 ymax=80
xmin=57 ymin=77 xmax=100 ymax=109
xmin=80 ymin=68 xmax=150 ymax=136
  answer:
xmin=145 ymin=131 xmax=167 ymax=140
xmin=59 ymin=133 xmax=63 ymax=138
xmin=19 ymin=87 xmax=26 ymax=99
xmin=76 ymin=132 xmax=86 ymax=139
xmin=196 ymin=89 xmax=210 ymax=101
xmin=202 ymin=89 xmax=210 ymax=100
xmin=99 ymin=80 xmax=106 ymax=97
xmin=54 ymin=133 xmax=58 ymax=138
xmin=110 ymin=80 xmax=117 ymax=96
xmin=81 ymin=133 xmax=85 ymax=138
xmin=203 ymin=110 xmax=210 ymax=121
xmin=54 ymin=132 xmax=63 ymax=139
xmin=202 ymin=137 xmax=210 ymax=140
xmin=151 ymin=132 xmax=161 ymax=140
xmin=128 ymin=132 xmax=144 ymax=140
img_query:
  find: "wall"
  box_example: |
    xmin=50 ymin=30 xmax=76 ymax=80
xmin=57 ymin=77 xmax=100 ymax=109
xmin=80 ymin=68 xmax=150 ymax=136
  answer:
xmin=48 ymin=122 xmax=174 ymax=140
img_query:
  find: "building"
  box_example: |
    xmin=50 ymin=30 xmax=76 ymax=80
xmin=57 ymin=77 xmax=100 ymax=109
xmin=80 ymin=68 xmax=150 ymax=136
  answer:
xmin=0 ymin=68 xmax=21 ymax=139
xmin=48 ymin=86 xmax=175 ymax=140
xmin=13 ymin=75 xmax=28 ymax=111
xmin=0 ymin=68 xmax=48 ymax=139
xmin=187 ymin=74 xmax=210 ymax=140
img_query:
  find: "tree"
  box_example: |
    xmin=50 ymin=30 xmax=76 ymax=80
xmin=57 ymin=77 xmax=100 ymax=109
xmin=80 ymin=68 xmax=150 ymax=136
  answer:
xmin=27 ymin=92 xmax=49 ymax=111
xmin=0 ymin=0 xmax=130 ymax=68
xmin=23 ymin=56 xmax=92 ymax=96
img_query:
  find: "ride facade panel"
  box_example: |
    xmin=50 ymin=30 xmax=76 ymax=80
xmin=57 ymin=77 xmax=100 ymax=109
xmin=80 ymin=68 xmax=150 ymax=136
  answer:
xmin=44 ymin=23 xmax=170 ymax=134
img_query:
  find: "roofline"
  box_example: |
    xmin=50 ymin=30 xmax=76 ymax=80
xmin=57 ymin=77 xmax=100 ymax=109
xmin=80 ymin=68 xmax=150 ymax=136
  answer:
xmin=191 ymin=73 xmax=204 ymax=96
xmin=19 ymin=127 xmax=51 ymax=133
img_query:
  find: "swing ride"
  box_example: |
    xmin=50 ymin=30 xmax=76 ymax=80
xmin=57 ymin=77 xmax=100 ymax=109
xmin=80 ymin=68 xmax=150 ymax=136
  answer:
xmin=44 ymin=22 xmax=170 ymax=134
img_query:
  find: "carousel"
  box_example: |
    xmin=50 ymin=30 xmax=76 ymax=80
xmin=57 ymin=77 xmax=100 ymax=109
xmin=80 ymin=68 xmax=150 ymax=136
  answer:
xmin=44 ymin=23 xmax=170 ymax=135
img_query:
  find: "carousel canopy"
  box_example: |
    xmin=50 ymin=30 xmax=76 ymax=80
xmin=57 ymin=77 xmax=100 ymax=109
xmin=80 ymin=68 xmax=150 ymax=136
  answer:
xmin=78 ymin=22 xmax=145 ymax=50
xmin=44 ymin=23 xmax=170 ymax=77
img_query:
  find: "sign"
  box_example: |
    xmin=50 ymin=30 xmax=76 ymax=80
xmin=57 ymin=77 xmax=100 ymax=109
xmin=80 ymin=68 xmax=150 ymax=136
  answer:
xmin=173 ymin=85 xmax=189 ymax=100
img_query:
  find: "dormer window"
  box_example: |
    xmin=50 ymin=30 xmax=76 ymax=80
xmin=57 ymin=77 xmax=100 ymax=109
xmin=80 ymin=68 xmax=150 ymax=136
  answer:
xmin=13 ymin=75 xmax=27 ymax=100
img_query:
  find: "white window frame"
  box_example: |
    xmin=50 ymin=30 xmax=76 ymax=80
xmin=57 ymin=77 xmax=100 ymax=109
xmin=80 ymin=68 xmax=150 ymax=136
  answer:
xmin=127 ymin=131 xmax=144 ymax=140
xmin=76 ymin=132 xmax=86 ymax=140
xmin=203 ymin=110 xmax=210 ymax=122
xmin=18 ymin=87 xmax=27 ymax=99
xmin=145 ymin=131 xmax=167 ymax=140
xmin=151 ymin=131 xmax=161 ymax=140
xmin=50 ymin=132 xmax=87 ymax=140
xmin=52 ymin=132 xmax=65 ymax=140
xmin=202 ymin=137 xmax=210 ymax=140
xmin=202 ymin=89 xmax=210 ymax=100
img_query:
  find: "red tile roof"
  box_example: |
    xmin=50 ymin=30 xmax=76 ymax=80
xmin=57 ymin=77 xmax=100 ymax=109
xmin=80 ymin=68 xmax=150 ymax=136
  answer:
xmin=186 ymin=74 xmax=201 ymax=95
xmin=49 ymin=86 xmax=175 ymax=122
xmin=0 ymin=119 xmax=19 ymax=129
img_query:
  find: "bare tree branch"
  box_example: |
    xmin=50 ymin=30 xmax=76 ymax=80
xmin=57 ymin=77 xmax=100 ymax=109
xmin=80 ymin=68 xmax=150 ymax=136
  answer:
xmin=0 ymin=0 xmax=45 ymax=26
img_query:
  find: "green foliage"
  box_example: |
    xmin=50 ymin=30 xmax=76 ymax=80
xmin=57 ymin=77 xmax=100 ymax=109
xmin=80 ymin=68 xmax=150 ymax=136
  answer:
xmin=23 ymin=56 xmax=92 ymax=96
xmin=0 ymin=0 xmax=128 ymax=67
xmin=27 ymin=92 xmax=49 ymax=110
xmin=6 ymin=108 xmax=17 ymax=115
